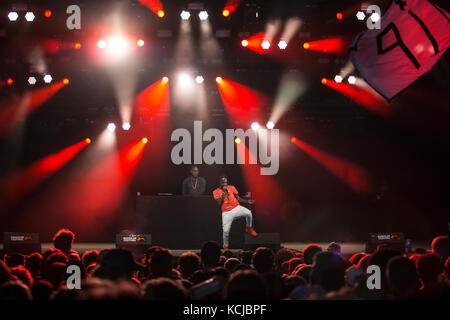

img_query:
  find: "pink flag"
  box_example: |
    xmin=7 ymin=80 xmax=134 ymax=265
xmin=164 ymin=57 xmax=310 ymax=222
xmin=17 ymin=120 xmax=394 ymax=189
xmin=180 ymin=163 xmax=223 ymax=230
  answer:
xmin=350 ymin=0 xmax=450 ymax=101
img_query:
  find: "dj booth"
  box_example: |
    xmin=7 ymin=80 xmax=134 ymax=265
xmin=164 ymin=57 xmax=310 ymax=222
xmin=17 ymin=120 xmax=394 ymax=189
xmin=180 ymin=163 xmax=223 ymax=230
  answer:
xmin=136 ymin=195 xmax=247 ymax=249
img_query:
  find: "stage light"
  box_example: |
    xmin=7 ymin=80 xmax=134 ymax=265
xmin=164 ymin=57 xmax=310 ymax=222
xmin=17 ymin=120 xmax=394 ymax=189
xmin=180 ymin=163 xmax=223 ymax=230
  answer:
xmin=180 ymin=10 xmax=190 ymax=20
xmin=266 ymin=121 xmax=275 ymax=129
xmin=162 ymin=76 xmax=169 ymax=83
xmin=291 ymin=137 xmax=296 ymax=143
xmin=198 ymin=11 xmax=208 ymax=20
xmin=142 ymin=137 xmax=148 ymax=144
xmin=85 ymin=138 xmax=91 ymax=144
xmin=43 ymin=74 xmax=52 ymax=83
xmin=97 ymin=39 xmax=107 ymax=49
xmin=348 ymin=75 xmax=357 ymax=84
xmin=356 ymin=11 xmax=366 ymax=20
xmin=8 ymin=12 xmax=19 ymax=21
xmin=336 ymin=12 xmax=343 ymax=20
xmin=241 ymin=40 xmax=248 ymax=47
xmin=44 ymin=10 xmax=52 ymax=18
xmin=223 ymin=9 xmax=230 ymax=17
xmin=74 ymin=42 xmax=82 ymax=49
xmin=107 ymin=123 xmax=116 ymax=132
xmin=157 ymin=10 xmax=165 ymax=18
xmin=195 ymin=76 xmax=204 ymax=84
xmin=370 ymin=13 xmax=380 ymax=22
xmin=216 ymin=76 xmax=222 ymax=83
xmin=63 ymin=78 xmax=70 ymax=85
xmin=28 ymin=76 xmax=37 ymax=85
xmin=321 ymin=78 xmax=328 ymax=85
xmin=137 ymin=39 xmax=145 ymax=47
xmin=25 ymin=12 xmax=35 ymax=22
xmin=235 ymin=137 xmax=241 ymax=144
xmin=334 ymin=75 xmax=343 ymax=83
xmin=261 ymin=40 xmax=270 ymax=50
xmin=278 ymin=40 xmax=287 ymax=50
xmin=108 ymin=36 xmax=128 ymax=55
xmin=251 ymin=122 xmax=260 ymax=130
xmin=7 ymin=78 xmax=13 ymax=85
xmin=122 ymin=122 xmax=131 ymax=130
xmin=303 ymin=42 xmax=310 ymax=49
xmin=178 ymin=73 xmax=191 ymax=83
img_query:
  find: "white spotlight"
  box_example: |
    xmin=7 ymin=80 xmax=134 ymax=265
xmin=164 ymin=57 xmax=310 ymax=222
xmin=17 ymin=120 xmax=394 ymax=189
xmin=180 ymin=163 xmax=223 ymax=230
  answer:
xmin=278 ymin=40 xmax=287 ymax=50
xmin=348 ymin=75 xmax=357 ymax=84
xmin=198 ymin=11 xmax=208 ymax=20
xmin=261 ymin=40 xmax=270 ymax=50
xmin=334 ymin=75 xmax=343 ymax=83
xmin=370 ymin=13 xmax=380 ymax=22
xmin=178 ymin=73 xmax=191 ymax=83
xmin=251 ymin=122 xmax=260 ymax=131
xmin=266 ymin=121 xmax=275 ymax=130
xmin=28 ymin=76 xmax=37 ymax=85
xmin=8 ymin=12 xmax=19 ymax=21
xmin=107 ymin=123 xmax=116 ymax=132
xmin=24 ymin=12 xmax=35 ymax=22
xmin=122 ymin=122 xmax=131 ymax=131
xmin=356 ymin=11 xmax=366 ymax=21
xmin=97 ymin=39 xmax=107 ymax=49
xmin=180 ymin=10 xmax=190 ymax=20
xmin=195 ymin=76 xmax=204 ymax=84
xmin=43 ymin=74 xmax=52 ymax=83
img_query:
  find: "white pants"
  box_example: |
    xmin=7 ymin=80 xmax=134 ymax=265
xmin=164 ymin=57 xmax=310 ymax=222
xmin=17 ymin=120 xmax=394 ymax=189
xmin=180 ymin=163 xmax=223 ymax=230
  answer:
xmin=222 ymin=205 xmax=252 ymax=248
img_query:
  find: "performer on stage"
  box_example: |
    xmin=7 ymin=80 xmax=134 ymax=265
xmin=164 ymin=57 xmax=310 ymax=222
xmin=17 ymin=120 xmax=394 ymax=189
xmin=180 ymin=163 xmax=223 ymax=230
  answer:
xmin=213 ymin=175 xmax=257 ymax=252
xmin=182 ymin=165 xmax=206 ymax=195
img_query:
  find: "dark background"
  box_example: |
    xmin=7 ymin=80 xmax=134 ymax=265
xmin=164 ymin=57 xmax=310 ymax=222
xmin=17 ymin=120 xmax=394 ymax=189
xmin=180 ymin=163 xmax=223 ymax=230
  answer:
xmin=0 ymin=0 xmax=449 ymax=243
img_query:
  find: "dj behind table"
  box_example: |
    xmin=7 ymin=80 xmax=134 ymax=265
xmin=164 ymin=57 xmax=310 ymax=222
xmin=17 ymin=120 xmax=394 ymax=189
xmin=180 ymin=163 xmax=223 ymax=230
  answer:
xmin=136 ymin=195 xmax=248 ymax=249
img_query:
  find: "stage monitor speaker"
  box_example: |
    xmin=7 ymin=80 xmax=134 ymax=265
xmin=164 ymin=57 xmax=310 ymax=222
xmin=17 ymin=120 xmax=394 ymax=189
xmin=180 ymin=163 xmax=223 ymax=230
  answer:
xmin=3 ymin=232 xmax=41 ymax=255
xmin=365 ymin=232 xmax=405 ymax=253
xmin=115 ymin=232 xmax=152 ymax=262
xmin=244 ymin=233 xmax=280 ymax=252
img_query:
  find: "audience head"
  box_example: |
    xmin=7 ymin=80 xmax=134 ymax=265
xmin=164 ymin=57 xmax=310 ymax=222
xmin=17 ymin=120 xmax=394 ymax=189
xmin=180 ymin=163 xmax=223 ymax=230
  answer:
xmin=149 ymin=248 xmax=173 ymax=278
xmin=310 ymin=251 xmax=347 ymax=292
xmin=82 ymin=250 xmax=99 ymax=268
xmin=224 ymin=258 xmax=241 ymax=274
xmin=93 ymin=249 xmax=142 ymax=281
xmin=4 ymin=253 xmax=25 ymax=268
xmin=201 ymin=241 xmax=221 ymax=269
xmin=225 ymin=270 xmax=268 ymax=300
xmin=52 ymin=228 xmax=75 ymax=254
xmin=10 ymin=265 xmax=33 ymax=287
xmin=142 ymin=278 xmax=187 ymax=300
xmin=386 ymin=256 xmax=420 ymax=299
xmin=415 ymin=253 xmax=442 ymax=284
xmin=178 ymin=251 xmax=200 ymax=279
xmin=431 ymin=236 xmax=450 ymax=262
xmin=252 ymin=247 xmax=275 ymax=273
xmin=0 ymin=280 xmax=32 ymax=300
xmin=303 ymin=244 xmax=323 ymax=265
xmin=274 ymin=248 xmax=295 ymax=272
xmin=25 ymin=253 xmax=42 ymax=277
xmin=31 ymin=280 xmax=53 ymax=300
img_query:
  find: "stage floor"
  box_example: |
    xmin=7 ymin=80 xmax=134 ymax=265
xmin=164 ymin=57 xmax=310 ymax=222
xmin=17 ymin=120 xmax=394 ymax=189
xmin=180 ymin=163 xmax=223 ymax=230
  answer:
xmin=1 ymin=242 xmax=430 ymax=256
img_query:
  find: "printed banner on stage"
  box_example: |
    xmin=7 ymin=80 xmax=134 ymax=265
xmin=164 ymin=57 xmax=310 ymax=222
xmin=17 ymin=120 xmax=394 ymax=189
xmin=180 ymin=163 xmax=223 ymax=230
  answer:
xmin=349 ymin=0 xmax=450 ymax=101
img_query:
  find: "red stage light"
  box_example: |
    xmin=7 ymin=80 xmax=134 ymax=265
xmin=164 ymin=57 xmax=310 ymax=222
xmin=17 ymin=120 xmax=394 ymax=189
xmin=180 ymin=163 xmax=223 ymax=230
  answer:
xmin=137 ymin=39 xmax=145 ymax=47
xmin=63 ymin=78 xmax=69 ymax=85
xmin=303 ymin=42 xmax=310 ymax=49
xmin=336 ymin=12 xmax=343 ymax=20
xmin=85 ymin=138 xmax=91 ymax=144
xmin=241 ymin=40 xmax=248 ymax=47
xmin=223 ymin=10 xmax=230 ymax=17
xmin=162 ymin=76 xmax=169 ymax=83
xmin=321 ymin=78 xmax=328 ymax=84
xmin=157 ymin=10 xmax=165 ymax=18
xmin=302 ymin=37 xmax=347 ymax=55
xmin=6 ymin=78 xmax=13 ymax=85
xmin=74 ymin=42 xmax=81 ymax=49
xmin=44 ymin=10 xmax=52 ymax=18
xmin=291 ymin=137 xmax=297 ymax=143
xmin=142 ymin=137 xmax=148 ymax=144
xmin=216 ymin=76 xmax=222 ymax=83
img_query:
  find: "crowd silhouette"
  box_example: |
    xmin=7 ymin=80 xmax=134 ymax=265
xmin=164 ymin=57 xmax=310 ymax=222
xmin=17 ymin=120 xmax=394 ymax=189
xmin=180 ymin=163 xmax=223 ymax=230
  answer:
xmin=0 ymin=229 xmax=449 ymax=300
